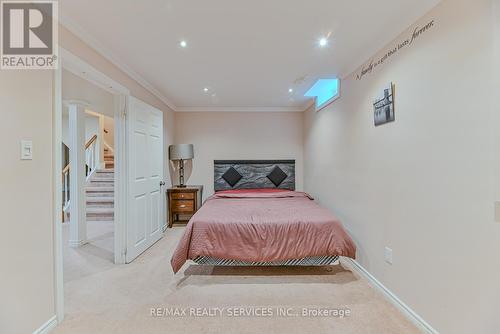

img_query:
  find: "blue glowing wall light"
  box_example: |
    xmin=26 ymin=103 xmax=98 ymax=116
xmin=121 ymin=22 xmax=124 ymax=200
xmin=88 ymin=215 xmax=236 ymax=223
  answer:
xmin=304 ymin=79 xmax=340 ymax=110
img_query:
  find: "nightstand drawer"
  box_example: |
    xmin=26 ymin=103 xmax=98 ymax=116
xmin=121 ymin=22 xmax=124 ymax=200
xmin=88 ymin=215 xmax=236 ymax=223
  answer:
xmin=171 ymin=192 xmax=195 ymax=200
xmin=167 ymin=186 xmax=203 ymax=228
xmin=172 ymin=200 xmax=194 ymax=212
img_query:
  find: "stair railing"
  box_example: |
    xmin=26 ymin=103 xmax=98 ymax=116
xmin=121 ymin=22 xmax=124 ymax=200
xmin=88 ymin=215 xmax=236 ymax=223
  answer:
xmin=62 ymin=134 xmax=98 ymax=222
xmin=85 ymin=134 xmax=98 ymax=178
xmin=62 ymin=163 xmax=70 ymax=219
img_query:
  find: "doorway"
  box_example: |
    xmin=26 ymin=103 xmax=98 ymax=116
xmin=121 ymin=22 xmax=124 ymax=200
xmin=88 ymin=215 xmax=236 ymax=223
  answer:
xmin=54 ymin=48 xmax=130 ymax=322
xmin=61 ymin=103 xmax=116 ymax=282
xmin=53 ymin=48 xmax=166 ymax=323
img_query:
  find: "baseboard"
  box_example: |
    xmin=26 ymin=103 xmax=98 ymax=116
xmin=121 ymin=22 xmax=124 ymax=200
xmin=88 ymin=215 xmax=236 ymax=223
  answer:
xmin=344 ymin=258 xmax=439 ymax=334
xmin=33 ymin=315 xmax=57 ymax=334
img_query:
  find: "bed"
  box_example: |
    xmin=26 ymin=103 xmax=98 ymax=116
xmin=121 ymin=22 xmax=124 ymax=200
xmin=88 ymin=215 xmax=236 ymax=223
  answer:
xmin=171 ymin=160 xmax=356 ymax=273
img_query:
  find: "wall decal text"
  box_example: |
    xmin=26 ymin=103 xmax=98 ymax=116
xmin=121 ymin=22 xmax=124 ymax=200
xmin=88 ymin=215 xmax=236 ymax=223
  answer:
xmin=356 ymin=20 xmax=435 ymax=81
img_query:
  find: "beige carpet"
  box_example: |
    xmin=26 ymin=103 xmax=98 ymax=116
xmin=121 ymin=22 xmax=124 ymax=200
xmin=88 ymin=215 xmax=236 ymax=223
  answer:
xmin=55 ymin=226 xmax=420 ymax=334
xmin=62 ymin=221 xmax=115 ymax=284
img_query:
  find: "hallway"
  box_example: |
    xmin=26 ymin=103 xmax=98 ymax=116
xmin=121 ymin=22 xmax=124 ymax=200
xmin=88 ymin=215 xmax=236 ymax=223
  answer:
xmin=62 ymin=221 xmax=114 ymax=284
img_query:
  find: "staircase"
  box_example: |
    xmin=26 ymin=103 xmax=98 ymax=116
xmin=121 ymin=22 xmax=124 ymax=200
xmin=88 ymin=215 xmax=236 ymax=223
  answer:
xmin=104 ymin=148 xmax=114 ymax=169
xmin=62 ymin=136 xmax=116 ymax=223
xmin=86 ymin=169 xmax=114 ymax=221
xmin=63 ymin=143 xmax=115 ymax=222
xmin=86 ymin=148 xmax=114 ymax=221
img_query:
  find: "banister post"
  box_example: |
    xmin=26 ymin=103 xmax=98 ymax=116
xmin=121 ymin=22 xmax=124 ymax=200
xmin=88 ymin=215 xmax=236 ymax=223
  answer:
xmin=68 ymin=103 xmax=87 ymax=247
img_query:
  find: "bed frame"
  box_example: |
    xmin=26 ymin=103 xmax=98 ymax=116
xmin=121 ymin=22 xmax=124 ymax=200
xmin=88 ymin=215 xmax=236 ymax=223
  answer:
xmin=214 ymin=159 xmax=295 ymax=191
xmin=193 ymin=255 xmax=340 ymax=266
xmin=191 ymin=159 xmax=340 ymax=267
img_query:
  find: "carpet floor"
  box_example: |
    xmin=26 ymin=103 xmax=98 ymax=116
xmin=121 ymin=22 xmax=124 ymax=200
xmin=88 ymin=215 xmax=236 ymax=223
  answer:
xmin=55 ymin=225 xmax=420 ymax=334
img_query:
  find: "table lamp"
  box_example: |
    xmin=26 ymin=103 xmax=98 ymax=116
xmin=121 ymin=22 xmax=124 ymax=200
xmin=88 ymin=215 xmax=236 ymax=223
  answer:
xmin=169 ymin=144 xmax=194 ymax=188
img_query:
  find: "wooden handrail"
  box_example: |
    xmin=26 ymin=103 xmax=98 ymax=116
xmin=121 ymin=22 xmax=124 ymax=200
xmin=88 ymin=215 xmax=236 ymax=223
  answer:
xmin=85 ymin=134 xmax=98 ymax=150
xmin=62 ymin=163 xmax=70 ymax=175
xmin=62 ymin=135 xmax=98 ymax=174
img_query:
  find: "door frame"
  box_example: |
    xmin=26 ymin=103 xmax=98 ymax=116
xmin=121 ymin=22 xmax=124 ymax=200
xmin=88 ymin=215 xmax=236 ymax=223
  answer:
xmin=53 ymin=47 xmax=131 ymax=323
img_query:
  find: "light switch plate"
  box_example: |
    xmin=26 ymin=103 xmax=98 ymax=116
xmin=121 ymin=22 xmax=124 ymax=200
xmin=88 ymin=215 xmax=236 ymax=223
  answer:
xmin=21 ymin=140 xmax=33 ymax=160
xmin=495 ymin=202 xmax=500 ymax=223
xmin=384 ymin=247 xmax=393 ymax=265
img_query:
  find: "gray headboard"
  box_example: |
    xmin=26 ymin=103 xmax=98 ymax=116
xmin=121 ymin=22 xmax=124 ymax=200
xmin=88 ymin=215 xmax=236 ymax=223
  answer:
xmin=214 ymin=160 xmax=295 ymax=191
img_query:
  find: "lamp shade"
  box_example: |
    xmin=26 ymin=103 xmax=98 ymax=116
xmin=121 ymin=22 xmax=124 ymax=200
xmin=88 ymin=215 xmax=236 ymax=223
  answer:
xmin=169 ymin=144 xmax=194 ymax=161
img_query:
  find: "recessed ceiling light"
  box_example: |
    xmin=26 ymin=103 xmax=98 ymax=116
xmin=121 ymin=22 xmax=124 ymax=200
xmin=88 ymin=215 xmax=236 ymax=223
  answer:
xmin=319 ymin=37 xmax=328 ymax=47
xmin=288 ymin=88 xmax=294 ymax=93
xmin=203 ymin=87 xmax=209 ymax=92
xmin=179 ymin=40 xmax=187 ymax=48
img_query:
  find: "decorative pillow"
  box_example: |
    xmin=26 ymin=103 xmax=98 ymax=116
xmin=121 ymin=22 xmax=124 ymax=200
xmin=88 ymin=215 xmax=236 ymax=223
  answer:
xmin=267 ymin=166 xmax=288 ymax=187
xmin=221 ymin=167 xmax=243 ymax=187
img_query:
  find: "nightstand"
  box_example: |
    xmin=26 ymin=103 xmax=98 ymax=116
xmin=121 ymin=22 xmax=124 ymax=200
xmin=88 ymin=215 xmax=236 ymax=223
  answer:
xmin=167 ymin=186 xmax=203 ymax=227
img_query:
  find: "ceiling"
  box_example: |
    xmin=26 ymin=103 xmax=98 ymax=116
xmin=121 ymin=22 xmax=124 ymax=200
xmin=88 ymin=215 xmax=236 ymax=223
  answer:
xmin=59 ymin=0 xmax=440 ymax=112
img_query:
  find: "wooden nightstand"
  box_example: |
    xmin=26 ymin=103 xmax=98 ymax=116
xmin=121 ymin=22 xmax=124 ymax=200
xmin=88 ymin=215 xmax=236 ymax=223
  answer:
xmin=167 ymin=186 xmax=203 ymax=228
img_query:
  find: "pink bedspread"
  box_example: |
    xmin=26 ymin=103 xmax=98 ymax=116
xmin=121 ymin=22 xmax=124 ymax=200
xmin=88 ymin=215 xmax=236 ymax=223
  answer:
xmin=171 ymin=191 xmax=356 ymax=273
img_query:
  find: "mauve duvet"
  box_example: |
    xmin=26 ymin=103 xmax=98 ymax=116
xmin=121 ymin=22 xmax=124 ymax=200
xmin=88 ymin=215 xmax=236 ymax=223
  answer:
xmin=171 ymin=190 xmax=356 ymax=273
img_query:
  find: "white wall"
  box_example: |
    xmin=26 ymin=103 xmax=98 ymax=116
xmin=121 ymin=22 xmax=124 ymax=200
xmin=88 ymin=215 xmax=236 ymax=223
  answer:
xmin=62 ymin=113 xmax=102 ymax=146
xmin=62 ymin=69 xmax=114 ymax=117
xmin=84 ymin=114 xmax=99 ymax=142
xmin=62 ymin=67 xmax=113 ymax=160
xmin=103 ymin=115 xmax=114 ymax=149
xmin=303 ymin=0 xmax=500 ymax=333
xmin=60 ymin=25 xmax=176 ymax=186
xmin=0 ymin=71 xmax=55 ymax=334
xmin=175 ymin=112 xmax=303 ymax=200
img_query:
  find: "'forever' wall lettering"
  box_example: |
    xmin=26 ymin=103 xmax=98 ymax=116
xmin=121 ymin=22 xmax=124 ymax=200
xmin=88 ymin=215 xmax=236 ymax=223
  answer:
xmin=356 ymin=20 xmax=435 ymax=81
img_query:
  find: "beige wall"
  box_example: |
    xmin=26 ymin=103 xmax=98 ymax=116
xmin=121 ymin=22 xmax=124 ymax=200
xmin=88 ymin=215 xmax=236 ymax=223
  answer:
xmin=175 ymin=112 xmax=303 ymax=200
xmin=60 ymin=25 xmax=176 ymax=185
xmin=0 ymin=23 xmax=177 ymax=334
xmin=303 ymin=0 xmax=500 ymax=333
xmin=0 ymin=71 xmax=55 ymax=334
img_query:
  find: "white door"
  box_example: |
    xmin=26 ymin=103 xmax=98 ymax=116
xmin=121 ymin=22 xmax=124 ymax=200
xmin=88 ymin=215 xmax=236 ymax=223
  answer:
xmin=126 ymin=96 xmax=164 ymax=263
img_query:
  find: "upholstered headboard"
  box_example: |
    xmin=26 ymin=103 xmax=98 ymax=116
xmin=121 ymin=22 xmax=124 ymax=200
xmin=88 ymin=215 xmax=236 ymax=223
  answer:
xmin=214 ymin=160 xmax=295 ymax=191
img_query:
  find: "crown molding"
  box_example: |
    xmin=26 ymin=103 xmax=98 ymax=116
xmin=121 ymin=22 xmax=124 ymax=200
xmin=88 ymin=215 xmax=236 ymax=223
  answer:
xmin=175 ymin=106 xmax=308 ymax=113
xmin=303 ymin=99 xmax=316 ymax=111
xmin=59 ymin=14 xmax=314 ymax=113
xmin=59 ymin=13 xmax=177 ymax=111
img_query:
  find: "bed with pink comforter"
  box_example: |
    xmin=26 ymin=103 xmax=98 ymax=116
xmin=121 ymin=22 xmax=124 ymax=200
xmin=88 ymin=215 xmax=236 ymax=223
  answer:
xmin=171 ymin=190 xmax=356 ymax=273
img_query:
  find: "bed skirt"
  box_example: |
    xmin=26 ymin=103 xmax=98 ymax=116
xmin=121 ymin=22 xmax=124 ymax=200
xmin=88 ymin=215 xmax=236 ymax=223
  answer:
xmin=192 ymin=255 xmax=340 ymax=266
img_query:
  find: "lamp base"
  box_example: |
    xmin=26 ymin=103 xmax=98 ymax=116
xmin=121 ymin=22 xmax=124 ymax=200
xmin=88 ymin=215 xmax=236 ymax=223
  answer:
xmin=176 ymin=184 xmax=187 ymax=188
